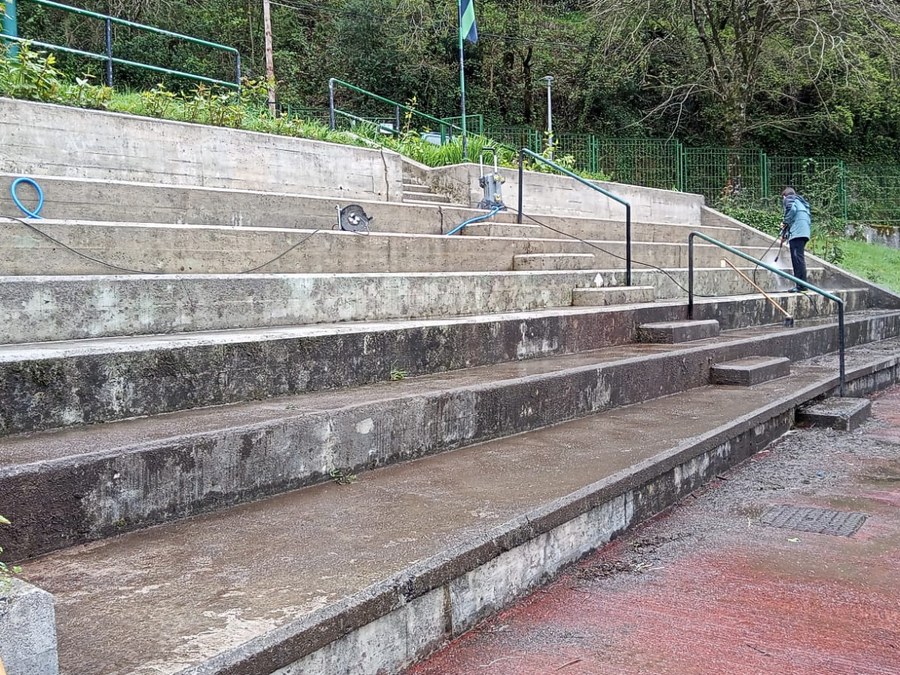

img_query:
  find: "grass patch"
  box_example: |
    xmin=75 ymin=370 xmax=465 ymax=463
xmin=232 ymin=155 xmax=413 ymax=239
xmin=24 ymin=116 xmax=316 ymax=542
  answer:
xmin=837 ymin=240 xmax=900 ymax=292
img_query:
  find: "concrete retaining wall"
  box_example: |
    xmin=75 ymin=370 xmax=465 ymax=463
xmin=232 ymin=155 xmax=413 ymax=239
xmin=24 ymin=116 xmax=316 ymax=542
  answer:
xmin=0 ymin=98 xmax=404 ymax=201
xmin=413 ymin=161 xmax=705 ymax=224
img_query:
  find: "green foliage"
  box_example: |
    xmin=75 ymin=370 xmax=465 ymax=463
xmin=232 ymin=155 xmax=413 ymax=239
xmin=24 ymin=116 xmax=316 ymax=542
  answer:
xmin=0 ymin=515 xmax=23 ymax=591
xmin=838 ymin=240 xmax=900 ymax=292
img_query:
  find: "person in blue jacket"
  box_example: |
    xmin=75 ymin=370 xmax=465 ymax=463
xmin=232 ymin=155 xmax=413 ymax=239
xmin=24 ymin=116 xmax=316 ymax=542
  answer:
xmin=780 ymin=187 xmax=812 ymax=293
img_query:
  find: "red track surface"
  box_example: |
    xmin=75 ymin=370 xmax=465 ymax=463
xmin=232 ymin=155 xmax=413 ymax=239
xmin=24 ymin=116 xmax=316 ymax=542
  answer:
xmin=410 ymin=389 xmax=900 ymax=675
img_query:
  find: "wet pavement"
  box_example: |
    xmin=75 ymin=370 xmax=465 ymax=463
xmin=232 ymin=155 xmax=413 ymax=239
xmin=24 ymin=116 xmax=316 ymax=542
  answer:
xmin=409 ymin=387 xmax=900 ymax=675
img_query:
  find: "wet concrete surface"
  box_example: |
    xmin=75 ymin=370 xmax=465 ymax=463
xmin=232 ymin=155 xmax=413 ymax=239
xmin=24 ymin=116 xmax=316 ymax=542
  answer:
xmin=20 ymin=368 xmax=840 ymax=674
xmin=409 ymin=387 xmax=900 ymax=675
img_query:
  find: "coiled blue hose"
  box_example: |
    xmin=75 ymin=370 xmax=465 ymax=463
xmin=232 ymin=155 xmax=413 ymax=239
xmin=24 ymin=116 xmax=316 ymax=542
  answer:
xmin=445 ymin=205 xmax=504 ymax=236
xmin=11 ymin=177 xmax=44 ymax=219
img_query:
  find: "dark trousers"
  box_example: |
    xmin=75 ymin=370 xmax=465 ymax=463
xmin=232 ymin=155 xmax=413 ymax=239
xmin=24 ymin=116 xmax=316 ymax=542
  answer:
xmin=789 ymin=237 xmax=808 ymax=284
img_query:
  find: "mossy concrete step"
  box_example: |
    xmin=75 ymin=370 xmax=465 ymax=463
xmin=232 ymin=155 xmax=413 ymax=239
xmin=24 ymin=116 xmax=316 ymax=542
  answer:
xmin=18 ymin=340 xmax=900 ymax=675
xmin=572 ymin=286 xmax=656 ymax=307
xmin=711 ymin=356 xmax=791 ymax=386
xmin=0 ymin=298 xmax=882 ymax=437
xmin=639 ymin=319 xmax=720 ymax=343
xmin=1 ymin=310 xmax=896 ymax=560
xmin=798 ymin=397 xmax=872 ymax=431
xmin=460 ymin=222 xmax=542 ymax=238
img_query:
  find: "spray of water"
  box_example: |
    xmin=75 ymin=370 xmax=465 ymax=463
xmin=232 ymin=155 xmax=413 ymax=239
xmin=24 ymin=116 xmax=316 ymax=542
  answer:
xmin=760 ymin=248 xmax=794 ymax=291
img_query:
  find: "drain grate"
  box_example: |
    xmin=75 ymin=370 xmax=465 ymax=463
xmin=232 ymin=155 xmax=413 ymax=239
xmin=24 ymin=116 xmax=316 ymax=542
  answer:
xmin=759 ymin=506 xmax=867 ymax=537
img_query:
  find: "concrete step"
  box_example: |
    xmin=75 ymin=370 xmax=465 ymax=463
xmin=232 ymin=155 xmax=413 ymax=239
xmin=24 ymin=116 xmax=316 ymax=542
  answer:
xmin=403 ymin=192 xmax=452 ymax=204
xmin=711 ymin=356 xmax=791 ymax=386
xmin=0 ymin=219 xmax=775 ymax=276
xmin=513 ymin=253 xmax=596 ymax=271
xmin=401 ymin=183 xmax=433 ymax=194
xmin=0 ymin=297 xmax=881 ymax=436
xmin=571 ymin=286 xmax=656 ymax=307
xmin=0 ymin=273 xmax=858 ymax=344
xmin=17 ymin=338 xmax=900 ymax=675
xmin=0 ymin=174 xmax=752 ymax=245
xmin=459 ymin=222 xmax=543 ymax=238
xmin=639 ymin=319 xmax=721 ymax=343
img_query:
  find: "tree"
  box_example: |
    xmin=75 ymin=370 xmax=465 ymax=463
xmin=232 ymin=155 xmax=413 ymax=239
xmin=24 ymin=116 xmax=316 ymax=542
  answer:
xmin=590 ymin=0 xmax=900 ymax=150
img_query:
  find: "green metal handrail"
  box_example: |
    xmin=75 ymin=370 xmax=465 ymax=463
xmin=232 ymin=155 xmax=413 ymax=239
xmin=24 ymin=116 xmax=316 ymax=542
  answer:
xmin=3 ymin=0 xmax=241 ymax=88
xmin=329 ymin=78 xmax=464 ymax=144
xmin=517 ymin=147 xmax=632 ymax=285
xmin=687 ymin=231 xmax=846 ymax=396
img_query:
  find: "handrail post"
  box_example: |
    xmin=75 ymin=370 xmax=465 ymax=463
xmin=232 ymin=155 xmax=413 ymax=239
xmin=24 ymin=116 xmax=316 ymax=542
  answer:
xmin=394 ymin=105 xmax=401 ymax=135
xmin=2 ymin=0 xmax=18 ymax=57
xmin=838 ymin=302 xmax=846 ymax=396
xmin=625 ymin=203 xmax=632 ymax=286
xmin=104 ymin=17 xmax=113 ymax=87
xmin=687 ymin=233 xmax=695 ymax=319
xmin=517 ymin=149 xmax=525 ymax=224
xmin=328 ymin=78 xmax=336 ymax=131
xmin=235 ymin=52 xmax=241 ymax=88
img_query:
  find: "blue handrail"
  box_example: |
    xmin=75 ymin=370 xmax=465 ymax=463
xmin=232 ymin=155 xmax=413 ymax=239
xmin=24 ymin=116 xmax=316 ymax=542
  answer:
xmin=688 ymin=230 xmax=846 ymax=396
xmin=517 ymin=148 xmax=632 ymax=285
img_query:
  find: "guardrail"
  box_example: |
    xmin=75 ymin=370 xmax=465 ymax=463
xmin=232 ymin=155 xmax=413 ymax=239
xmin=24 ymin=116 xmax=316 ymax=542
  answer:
xmin=1 ymin=0 xmax=241 ymax=88
xmin=329 ymin=78 xmax=468 ymax=143
xmin=517 ymin=148 xmax=632 ymax=285
xmin=687 ymin=231 xmax=846 ymax=396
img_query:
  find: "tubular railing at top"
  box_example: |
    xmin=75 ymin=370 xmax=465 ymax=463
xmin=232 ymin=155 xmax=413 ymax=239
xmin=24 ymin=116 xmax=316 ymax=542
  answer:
xmin=2 ymin=0 xmax=241 ymax=88
xmin=329 ymin=78 xmax=466 ymax=143
xmin=517 ymin=148 xmax=632 ymax=285
xmin=687 ymin=231 xmax=846 ymax=396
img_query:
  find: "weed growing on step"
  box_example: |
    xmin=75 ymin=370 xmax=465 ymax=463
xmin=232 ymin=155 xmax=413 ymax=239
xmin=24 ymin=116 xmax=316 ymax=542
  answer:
xmin=0 ymin=515 xmax=23 ymax=592
xmin=329 ymin=468 xmax=358 ymax=485
xmin=390 ymin=366 xmax=408 ymax=381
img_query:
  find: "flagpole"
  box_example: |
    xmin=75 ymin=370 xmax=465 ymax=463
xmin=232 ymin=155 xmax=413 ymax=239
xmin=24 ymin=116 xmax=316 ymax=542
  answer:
xmin=458 ymin=0 xmax=468 ymax=162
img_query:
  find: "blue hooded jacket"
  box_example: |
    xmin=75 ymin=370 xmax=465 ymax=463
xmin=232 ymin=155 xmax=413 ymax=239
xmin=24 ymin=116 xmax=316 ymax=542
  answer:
xmin=783 ymin=194 xmax=811 ymax=240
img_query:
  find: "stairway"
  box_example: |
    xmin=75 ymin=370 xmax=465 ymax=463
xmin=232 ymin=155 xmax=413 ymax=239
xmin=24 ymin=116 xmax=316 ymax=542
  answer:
xmin=2 ymin=97 xmax=899 ymax=675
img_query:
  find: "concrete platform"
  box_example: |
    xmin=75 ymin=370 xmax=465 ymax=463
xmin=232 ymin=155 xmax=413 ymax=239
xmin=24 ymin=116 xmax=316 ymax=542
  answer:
xmin=711 ymin=356 xmax=791 ymax=386
xmin=797 ymin=397 xmax=872 ymax=431
xmin=19 ymin=343 xmax=900 ymax=675
xmin=639 ymin=319 xmax=720 ymax=343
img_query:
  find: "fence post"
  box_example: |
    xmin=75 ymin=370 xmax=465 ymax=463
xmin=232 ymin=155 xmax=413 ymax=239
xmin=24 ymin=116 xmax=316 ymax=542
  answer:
xmin=104 ymin=18 xmax=114 ymax=87
xmin=589 ymin=135 xmax=598 ymax=174
xmin=838 ymin=160 xmax=849 ymax=222
xmin=1 ymin=0 xmax=18 ymax=57
xmin=759 ymin=150 xmax=769 ymax=205
xmin=675 ymin=142 xmax=685 ymax=192
xmin=328 ymin=78 xmax=336 ymax=131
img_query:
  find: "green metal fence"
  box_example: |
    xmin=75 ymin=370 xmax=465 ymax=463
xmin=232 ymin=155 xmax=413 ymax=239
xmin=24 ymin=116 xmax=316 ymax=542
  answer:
xmin=485 ymin=125 xmax=900 ymax=226
xmin=2 ymin=0 xmax=241 ymax=88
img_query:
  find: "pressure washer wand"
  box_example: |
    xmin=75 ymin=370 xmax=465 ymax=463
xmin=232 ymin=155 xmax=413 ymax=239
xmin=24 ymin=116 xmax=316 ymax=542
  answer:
xmin=722 ymin=258 xmax=794 ymax=328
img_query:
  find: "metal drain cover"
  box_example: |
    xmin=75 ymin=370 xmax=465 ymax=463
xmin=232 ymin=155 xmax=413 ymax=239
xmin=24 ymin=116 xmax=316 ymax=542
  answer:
xmin=760 ymin=506 xmax=867 ymax=537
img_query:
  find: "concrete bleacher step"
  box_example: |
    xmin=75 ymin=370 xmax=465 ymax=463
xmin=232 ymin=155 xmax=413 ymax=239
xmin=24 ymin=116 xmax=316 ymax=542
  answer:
xmin=403 ymin=192 xmax=452 ymax=205
xmin=0 ymin=218 xmax=780 ymax=276
xmin=0 ymin=299 xmax=885 ymax=437
xmin=513 ymin=253 xmax=596 ymax=271
xmin=1 ymin=306 xmax=896 ymax=561
xmin=0 ymin=272 xmax=856 ymax=344
xmin=18 ymin=337 xmax=900 ymax=675
xmin=571 ymin=285 xmax=656 ymax=307
xmin=0 ymin=174 xmax=754 ymax=247
xmin=711 ymin=356 xmax=792 ymax=386
xmin=639 ymin=319 xmax=721 ymax=343
xmin=459 ymin=222 xmax=543 ymax=238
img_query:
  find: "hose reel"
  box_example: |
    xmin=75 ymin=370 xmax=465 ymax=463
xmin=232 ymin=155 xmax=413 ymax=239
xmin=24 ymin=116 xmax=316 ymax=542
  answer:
xmin=335 ymin=204 xmax=373 ymax=233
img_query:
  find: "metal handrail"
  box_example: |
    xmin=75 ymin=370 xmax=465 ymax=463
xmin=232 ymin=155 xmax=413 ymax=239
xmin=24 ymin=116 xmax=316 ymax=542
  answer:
xmin=6 ymin=0 xmax=241 ymax=88
xmin=517 ymin=148 xmax=632 ymax=285
xmin=329 ymin=78 xmax=464 ymax=143
xmin=688 ymin=231 xmax=846 ymax=396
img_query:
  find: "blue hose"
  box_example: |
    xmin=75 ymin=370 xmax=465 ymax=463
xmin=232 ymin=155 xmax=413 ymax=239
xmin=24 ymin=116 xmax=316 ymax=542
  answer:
xmin=445 ymin=205 xmax=504 ymax=236
xmin=11 ymin=177 xmax=45 ymax=219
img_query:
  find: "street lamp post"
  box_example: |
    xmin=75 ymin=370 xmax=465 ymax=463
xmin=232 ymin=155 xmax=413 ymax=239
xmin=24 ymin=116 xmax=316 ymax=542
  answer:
xmin=543 ymin=75 xmax=554 ymax=160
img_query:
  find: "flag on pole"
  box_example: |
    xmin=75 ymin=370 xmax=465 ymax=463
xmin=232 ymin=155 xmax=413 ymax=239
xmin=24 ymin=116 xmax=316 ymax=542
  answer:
xmin=459 ymin=0 xmax=478 ymax=44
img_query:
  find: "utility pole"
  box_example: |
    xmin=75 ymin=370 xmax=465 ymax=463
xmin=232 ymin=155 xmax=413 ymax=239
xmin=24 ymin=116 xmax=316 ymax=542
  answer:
xmin=543 ymin=75 xmax=554 ymax=160
xmin=262 ymin=0 xmax=276 ymax=115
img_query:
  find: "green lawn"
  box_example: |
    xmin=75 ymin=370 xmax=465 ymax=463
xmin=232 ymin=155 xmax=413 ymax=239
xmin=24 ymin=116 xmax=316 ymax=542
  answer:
xmin=837 ymin=240 xmax=900 ymax=293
